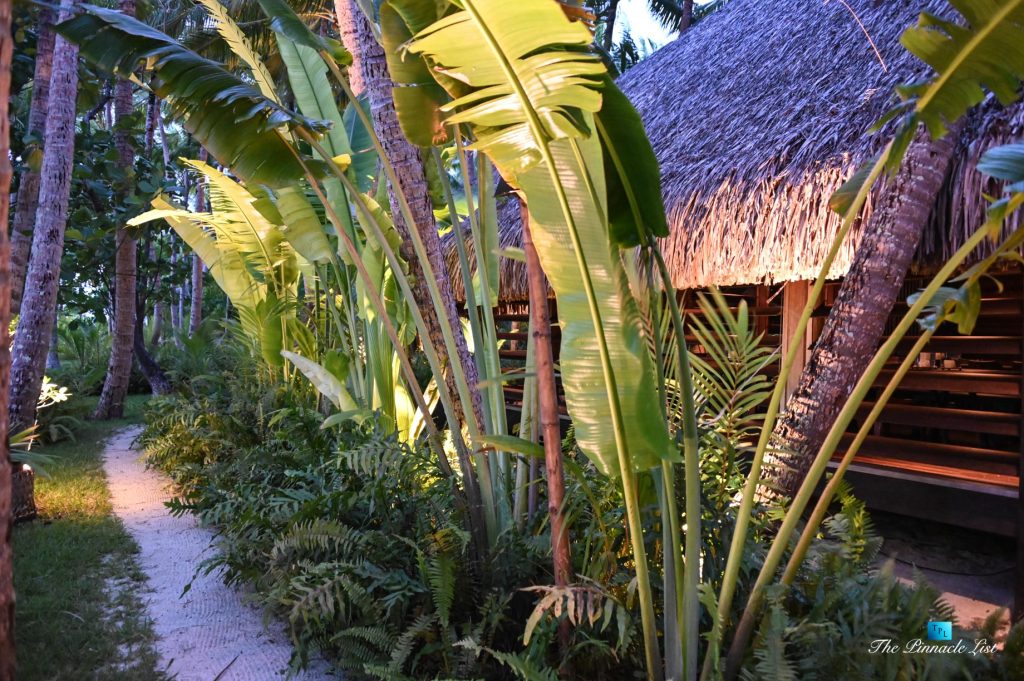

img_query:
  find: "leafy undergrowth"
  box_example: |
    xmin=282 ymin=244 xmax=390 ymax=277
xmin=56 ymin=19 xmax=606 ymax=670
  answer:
xmin=13 ymin=394 xmax=168 ymax=681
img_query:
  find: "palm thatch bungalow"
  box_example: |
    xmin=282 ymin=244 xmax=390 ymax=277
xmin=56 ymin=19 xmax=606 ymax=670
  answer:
xmin=445 ymin=0 xmax=1024 ymax=608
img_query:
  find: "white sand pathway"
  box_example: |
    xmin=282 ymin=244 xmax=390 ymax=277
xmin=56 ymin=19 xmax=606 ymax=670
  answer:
xmin=102 ymin=426 xmax=338 ymax=680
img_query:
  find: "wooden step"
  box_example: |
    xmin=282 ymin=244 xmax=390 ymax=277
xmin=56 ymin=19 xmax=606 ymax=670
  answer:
xmin=837 ymin=454 xmax=1018 ymax=488
xmin=874 ymin=368 xmax=1020 ymax=397
xmin=856 ymin=402 xmax=1020 ymax=436
xmin=895 ymin=335 xmax=1021 ymax=356
xmin=839 ymin=433 xmax=1018 ymax=481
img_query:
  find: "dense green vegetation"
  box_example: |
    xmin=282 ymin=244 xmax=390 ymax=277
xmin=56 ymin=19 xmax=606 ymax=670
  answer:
xmin=137 ymin=308 xmax=1024 ymax=679
xmin=12 ymin=395 xmax=165 ymax=681
xmin=3 ymin=0 xmax=1024 ymax=679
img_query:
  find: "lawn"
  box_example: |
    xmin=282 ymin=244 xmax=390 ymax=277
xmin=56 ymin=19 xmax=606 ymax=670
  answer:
xmin=12 ymin=394 xmax=167 ymax=681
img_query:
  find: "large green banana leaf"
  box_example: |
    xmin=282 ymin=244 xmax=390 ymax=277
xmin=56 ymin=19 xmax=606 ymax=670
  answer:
xmin=130 ymin=197 xmax=262 ymax=313
xmin=194 ymin=0 xmax=280 ymax=103
xmin=517 ymin=135 xmax=673 ymax=476
xmin=187 ymin=160 xmax=300 ymax=291
xmin=407 ymin=0 xmax=672 ymax=475
xmin=57 ymin=4 xmax=317 ymax=187
xmin=274 ymin=185 xmax=334 ymax=264
xmin=276 ymin=36 xmax=351 ymax=159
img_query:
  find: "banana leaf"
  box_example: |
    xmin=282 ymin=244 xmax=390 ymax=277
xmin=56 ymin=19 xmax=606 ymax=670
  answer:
xmin=57 ymin=4 xmax=317 ymax=187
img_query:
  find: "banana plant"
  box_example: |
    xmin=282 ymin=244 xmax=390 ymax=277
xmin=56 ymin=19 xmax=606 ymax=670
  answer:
xmin=58 ymin=0 xmax=1024 ymax=678
xmin=401 ymin=2 xmax=682 ymax=677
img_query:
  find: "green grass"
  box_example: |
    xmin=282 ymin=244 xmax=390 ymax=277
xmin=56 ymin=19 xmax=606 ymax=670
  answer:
xmin=13 ymin=394 xmax=169 ymax=681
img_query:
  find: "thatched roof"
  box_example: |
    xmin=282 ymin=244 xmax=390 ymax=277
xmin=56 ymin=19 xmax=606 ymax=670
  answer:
xmin=444 ymin=0 xmax=1024 ymax=302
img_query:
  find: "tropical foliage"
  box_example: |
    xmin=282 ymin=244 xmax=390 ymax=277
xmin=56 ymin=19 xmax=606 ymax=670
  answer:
xmin=13 ymin=0 xmax=1022 ymax=678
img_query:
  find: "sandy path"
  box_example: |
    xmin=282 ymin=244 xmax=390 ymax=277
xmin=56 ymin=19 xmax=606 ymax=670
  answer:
xmin=102 ymin=426 xmax=338 ymax=680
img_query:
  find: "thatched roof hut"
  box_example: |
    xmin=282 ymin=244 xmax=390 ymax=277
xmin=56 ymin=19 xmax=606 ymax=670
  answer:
xmin=444 ymin=0 xmax=1024 ymax=303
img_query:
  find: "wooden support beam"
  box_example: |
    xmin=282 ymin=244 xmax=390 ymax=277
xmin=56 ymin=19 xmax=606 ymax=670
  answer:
xmin=755 ymin=284 xmax=770 ymax=336
xmin=781 ymin=280 xmax=812 ymax=401
xmin=1015 ymin=271 xmax=1024 ymax=621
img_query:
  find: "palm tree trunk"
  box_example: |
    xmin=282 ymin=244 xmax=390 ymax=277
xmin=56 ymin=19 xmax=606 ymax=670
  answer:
xmin=188 ymin=149 xmax=206 ymax=336
xmin=602 ymin=0 xmax=619 ymax=52
xmin=681 ymin=0 xmax=693 ymax=31
xmin=93 ymin=0 xmax=138 ymax=420
xmin=333 ymin=0 xmax=364 ymax=96
xmin=9 ymin=0 xmax=80 ymax=431
xmin=10 ymin=6 xmax=55 ymax=316
xmin=133 ymin=293 xmax=172 ymax=395
xmin=189 ymin=253 xmax=203 ymax=334
xmin=0 ymin=0 xmax=18 ymax=673
xmin=45 ymin=307 xmax=60 ymax=370
xmin=760 ymin=126 xmax=962 ymax=501
xmin=349 ymin=1 xmax=485 ymax=434
xmin=150 ymin=301 xmax=164 ymax=347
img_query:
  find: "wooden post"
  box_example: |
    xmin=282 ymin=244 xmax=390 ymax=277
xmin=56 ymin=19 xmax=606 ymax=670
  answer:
xmin=522 ymin=200 xmax=572 ymax=653
xmin=754 ymin=284 xmax=770 ymax=336
xmin=1013 ymin=280 xmax=1024 ymax=619
xmin=781 ymin=280 xmax=812 ymax=401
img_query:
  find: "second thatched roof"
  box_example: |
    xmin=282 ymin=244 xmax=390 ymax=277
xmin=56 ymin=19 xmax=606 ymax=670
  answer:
xmin=443 ymin=0 xmax=1024 ymax=303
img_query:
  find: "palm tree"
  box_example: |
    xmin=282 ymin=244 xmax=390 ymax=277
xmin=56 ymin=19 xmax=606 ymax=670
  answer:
xmin=0 ymin=0 xmax=16 ymax=672
xmin=760 ymin=127 xmax=963 ymax=500
xmin=95 ymin=0 xmax=141 ymax=420
xmin=188 ymin=149 xmax=207 ymax=335
xmin=346 ymin=0 xmax=485 ymax=433
xmin=10 ymin=6 xmax=56 ymax=315
xmin=9 ymin=0 xmax=81 ymax=430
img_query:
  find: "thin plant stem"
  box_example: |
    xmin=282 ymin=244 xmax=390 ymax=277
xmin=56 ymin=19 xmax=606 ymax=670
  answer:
xmin=702 ymin=142 xmax=892 ymax=681
xmin=722 ymin=221 xmax=994 ymax=678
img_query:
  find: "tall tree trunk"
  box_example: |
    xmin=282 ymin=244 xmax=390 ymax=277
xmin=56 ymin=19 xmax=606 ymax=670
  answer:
xmin=188 ymin=150 xmax=206 ymax=336
xmin=760 ymin=126 xmax=962 ymax=501
xmin=177 ymin=241 xmax=188 ymax=340
xmin=9 ymin=0 xmax=80 ymax=431
xmin=349 ymin=2 xmax=484 ymax=433
xmin=601 ymin=0 xmax=619 ymax=52
xmin=45 ymin=308 xmax=60 ymax=370
xmin=133 ymin=293 xmax=172 ymax=395
xmin=150 ymin=301 xmax=164 ymax=347
xmin=10 ymin=7 xmax=55 ymax=316
xmin=0 ymin=0 xmax=18 ymax=672
xmin=681 ymin=0 xmax=693 ymax=31
xmin=143 ymin=91 xmax=156 ymax=151
xmin=524 ymin=201 xmax=572 ymax=608
xmin=188 ymin=253 xmax=203 ymax=334
xmin=169 ymin=246 xmax=181 ymax=341
xmin=333 ymin=0 xmax=364 ymax=96
xmin=94 ymin=0 xmax=138 ymax=420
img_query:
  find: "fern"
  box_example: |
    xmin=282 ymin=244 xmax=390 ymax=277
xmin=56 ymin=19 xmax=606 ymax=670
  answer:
xmin=742 ymin=603 xmax=797 ymax=681
xmin=270 ymin=519 xmax=366 ymax=564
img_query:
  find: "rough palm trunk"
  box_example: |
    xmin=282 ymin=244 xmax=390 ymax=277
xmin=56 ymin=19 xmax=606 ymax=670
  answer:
xmin=178 ymin=242 xmax=189 ymax=336
xmin=150 ymin=301 xmax=164 ymax=346
xmin=601 ymin=0 xmax=619 ymax=52
xmin=350 ymin=3 xmax=485 ymax=433
xmin=333 ymin=0 xmax=364 ymax=96
xmin=681 ymin=0 xmax=693 ymax=31
xmin=761 ymin=127 xmax=962 ymax=501
xmin=8 ymin=0 xmax=80 ymax=431
xmin=133 ymin=295 xmax=171 ymax=395
xmin=94 ymin=0 xmax=138 ymax=420
xmin=0 ymin=0 xmax=17 ymax=672
xmin=45 ymin=308 xmax=60 ymax=370
xmin=188 ymin=253 xmax=203 ymax=334
xmin=10 ymin=6 xmax=55 ymax=316
xmin=188 ymin=149 xmax=207 ymax=336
